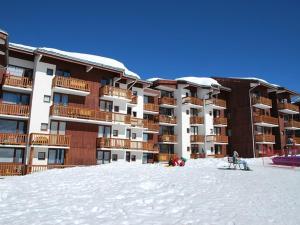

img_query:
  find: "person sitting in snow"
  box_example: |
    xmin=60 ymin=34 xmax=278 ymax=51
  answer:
xmin=239 ymin=159 xmax=250 ymax=171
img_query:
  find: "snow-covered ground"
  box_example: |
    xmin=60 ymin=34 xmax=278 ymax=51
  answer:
xmin=0 ymin=158 xmax=299 ymax=225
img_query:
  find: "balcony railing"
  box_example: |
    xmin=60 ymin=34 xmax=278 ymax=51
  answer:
xmin=278 ymin=103 xmax=299 ymax=113
xmin=143 ymin=120 xmax=159 ymax=132
xmin=158 ymin=153 xmax=178 ymax=162
xmin=144 ymin=103 xmax=159 ymax=112
xmin=157 ymin=115 xmax=177 ymax=124
xmin=0 ymin=133 xmax=27 ymax=145
xmin=252 ymin=96 xmax=272 ymax=107
xmin=190 ymin=116 xmax=204 ymax=124
xmin=3 ymin=75 xmax=33 ymax=88
xmin=285 ymin=120 xmax=300 ymax=129
xmin=159 ymin=97 xmax=176 ymax=106
xmin=30 ymin=133 xmax=71 ymax=147
xmin=97 ymin=138 xmax=158 ymax=152
xmin=190 ymin=135 xmax=205 ymax=143
xmin=99 ymin=85 xmax=132 ymax=100
xmin=207 ymin=135 xmax=229 ymax=143
xmin=130 ymin=117 xmax=144 ymax=127
xmin=158 ymin=135 xmax=177 ymax=143
xmin=130 ymin=95 xmax=137 ymax=104
xmin=211 ymin=98 xmax=227 ymax=108
xmin=52 ymin=76 xmax=90 ymax=92
xmin=50 ymin=105 xmax=131 ymax=124
xmin=253 ymin=115 xmax=278 ymax=126
xmin=294 ymin=137 xmax=300 ymax=145
xmin=213 ymin=117 xmax=228 ymax=126
xmin=255 ymin=134 xmax=275 ymax=143
xmin=0 ymin=103 xmax=30 ymax=117
xmin=182 ymin=96 xmax=203 ymax=106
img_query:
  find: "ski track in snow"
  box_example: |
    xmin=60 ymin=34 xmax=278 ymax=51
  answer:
xmin=0 ymin=158 xmax=299 ymax=225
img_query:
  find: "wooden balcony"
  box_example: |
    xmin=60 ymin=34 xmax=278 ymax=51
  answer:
xmin=130 ymin=117 xmax=144 ymax=127
xmin=0 ymin=164 xmax=26 ymax=176
xmin=213 ymin=117 xmax=228 ymax=126
xmin=182 ymin=96 xmax=203 ymax=106
xmin=158 ymin=135 xmax=177 ymax=143
xmin=143 ymin=120 xmax=159 ymax=132
xmin=144 ymin=103 xmax=159 ymax=112
xmin=52 ymin=76 xmax=90 ymax=93
xmin=252 ymin=96 xmax=272 ymax=108
xmin=0 ymin=133 xmax=27 ymax=145
xmin=99 ymin=85 xmax=132 ymax=100
xmin=284 ymin=120 xmax=300 ymax=129
xmin=50 ymin=105 xmax=131 ymax=124
xmin=157 ymin=115 xmax=177 ymax=124
xmin=158 ymin=153 xmax=178 ymax=162
xmin=207 ymin=135 xmax=229 ymax=143
xmin=253 ymin=115 xmax=278 ymax=127
xmin=97 ymin=138 xmax=158 ymax=152
xmin=30 ymin=133 xmax=71 ymax=147
xmin=294 ymin=137 xmax=300 ymax=145
xmin=3 ymin=75 xmax=33 ymax=89
xmin=190 ymin=135 xmax=205 ymax=143
xmin=255 ymin=134 xmax=275 ymax=143
xmin=211 ymin=98 xmax=226 ymax=108
xmin=130 ymin=95 xmax=137 ymax=104
xmin=278 ymin=103 xmax=299 ymax=114
xmin=190 ymin=116 xmax=204 ymax=124
xmin=0 ymin=103 xmax=30 ymax=117
xmin=159 ymin=97 xmax=176 ymax=106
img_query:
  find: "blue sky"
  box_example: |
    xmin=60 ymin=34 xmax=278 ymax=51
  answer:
xmin=1 ymin=0 xmax=299 ymax=92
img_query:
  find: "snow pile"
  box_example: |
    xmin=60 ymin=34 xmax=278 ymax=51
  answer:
xmin=176 ymin=76 xmax=221 ymax=87
xmin=230 ymin=77 xmax=279 ymax=88
xmin=146 ymin=77 xmax=164 ymax=82
xmin=0 ymin=158 xmax=299 ymax=225
xmin=9 ymin=43 xmax=140 ymax=79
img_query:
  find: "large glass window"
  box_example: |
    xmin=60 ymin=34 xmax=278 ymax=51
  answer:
xmin=160 ymin=90 xmax=173 ymax=98
xmin=0 ymin=148 xmax=24 ymax=163
xmin=2 ymin=92 xmax=29 ymax=105
xmin=99 ymin=100 xmax=113 ymax=112
xmin=56 ymin=69 xmax=70 ymax=77
xmin=191 ymin=126 xmax=199 ymax=135
xmin=48 ymin=149 xmax=65 ymax=164
xmin=7 ymin=65 xmax=33 ymax=78
xmin=50 ymin=121 xmax=66 ymax=135
xmin=98 ymin=126 xmax=111 ymax=138
xmin=0 ymin=119 xmax=26 ymax=133
xmin=53 ymin=93 xmax=68 ymax=106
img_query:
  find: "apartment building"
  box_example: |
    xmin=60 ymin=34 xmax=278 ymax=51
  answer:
xmin=0 ymin=30 xmax=162 ymax=168
xmin=214 ymin=77 xmax=300 ymax=157
xmin=148 ymin=77 xmax=230 ymax=160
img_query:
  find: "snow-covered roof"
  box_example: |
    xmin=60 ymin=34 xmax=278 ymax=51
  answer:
xmin=0 ymin=28 xmax=8 ymax=35
xmin=230 ymin=77 xmax=279 ymax=88
xmin=176 ymin=76 xmax=221 ymax=87
xmin=9 ymin=43 xmax=140 ymax=79
xmin=146 ymin=77 xmax=164 ymax=82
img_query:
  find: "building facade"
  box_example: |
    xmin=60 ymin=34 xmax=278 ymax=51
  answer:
xmin=0 ymin=29 xmax=299 ymax=174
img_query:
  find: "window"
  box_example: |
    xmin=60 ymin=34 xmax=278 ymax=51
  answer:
xmin=7 ymin=65 xmax=33 ymax=77
xmin=50 ymin=121 xmax=66 ymax=135
xmin=133 ymin=112 xmax=137 ymax=117
xmin=131 ymin=155 xmax=136 ymax=162
xmin=53 ymin=93 xmax=68 ymax=106
xmin=48 ymin=149 xmax=65 ymax=164
xmin=99 ymin=125 xmax=111 ymax=138
xmin=2 ymin=92 xmax=30 ymax=105
xmin=187 ymin=128 xmax=190 ymax=133
xmin=132 ymin=133 xmax=137 ymax=139
xmin=0 ymin=119 xmax=26 ymax=133
xmin=115 ymin=83 xmax=120 ymax=88
xmin=113 ymin=130 xmax=118 ymax=137
xmin=126 ymin=129 xmax=131 ymax=139
xmin=46 ymin=68 xmax=53 ymax=76
xmin=100 ymin=79 xmax=111 ymax=86
xmin=0 ymin=148 xmax=23 ymax=163
xmin=38 ymin=152 xmax=46 ymax=160
xmin=99 ymin=100 xmax=113 ymax=112
xmin=41 ymin=123 xmax=48 ymax=131
xmin=114 ymin=106 xmax=119 ymax=112
xmin=56 ymin=69 xmax=70 ymax=77
xmin=133 ymin=91 xmax=137 ymax=96
xmin=186 ymin=110 xmax=189 ymax=115
xmin=127 ymin=107 xmax=132 ymax=115
xmin=112 ymin=154 xmax=118 ymax=161
xmin=209 ymin=111 xmax=212 ymax=116
xmin=191 ymin=126 xmax=198 ymax=135
xmin=43 ymin=95 xmax=51 ymax=103
xmin=187 ymin=147 xmax=190 ymax=152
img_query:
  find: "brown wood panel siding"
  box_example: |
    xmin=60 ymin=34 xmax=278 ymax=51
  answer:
xmin=65 ymin=122 xmax=98 ymax=165
xmin=214 ymin=78 xmax=254 ymax=157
